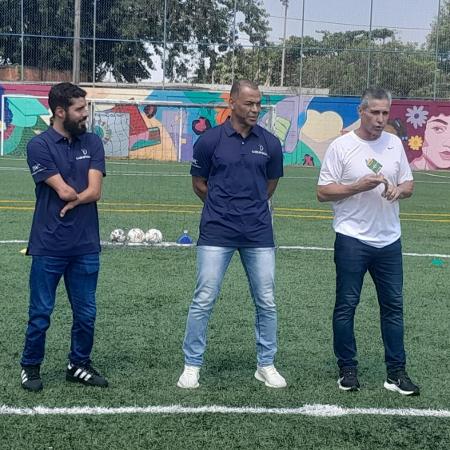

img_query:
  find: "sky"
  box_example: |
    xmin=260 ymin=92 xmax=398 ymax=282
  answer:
xmin=261 ymin=0 xmax=439 ymax=45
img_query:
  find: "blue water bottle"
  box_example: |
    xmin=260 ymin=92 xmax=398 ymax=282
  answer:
xmin=177 ymin=230 xmax=193 ymax=245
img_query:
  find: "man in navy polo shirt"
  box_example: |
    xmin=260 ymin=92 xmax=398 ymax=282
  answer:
xmin=20 ymin=83 xmax=108 ymax=391
xmin=177 ymin=80 xmax=286 ymax=389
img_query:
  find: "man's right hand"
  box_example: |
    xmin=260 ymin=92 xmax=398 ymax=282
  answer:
xmin=317 ymin=174 xmax=388 ymax=202
xmin=355 ymin=174 xmax=388 ymax=193
xmin=45 ymin=174 xmax=78 ymax=201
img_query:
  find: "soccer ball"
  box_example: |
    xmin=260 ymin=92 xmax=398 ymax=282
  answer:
xmin=127 ymin=228 xmax=145 ymax=243
xmin=145 ymin=228 xmax=163 ymax=244
xmin=110 ymin=228 xmax=126 ymax=243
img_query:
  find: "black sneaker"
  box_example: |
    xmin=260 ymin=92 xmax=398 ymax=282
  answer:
xmin=66 ymin=363 xmax=108 ymax=387
xmin=384 ymin=369 xmax=420 ymax=396
xmin=21 ymin=365 xmax=43 ymax=392
xmin=338 ymin=367 xmax=360 ymax=391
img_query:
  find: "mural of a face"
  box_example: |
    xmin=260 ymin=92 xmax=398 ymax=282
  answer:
xmin=422 ymin=114 xmax=450 ymax=169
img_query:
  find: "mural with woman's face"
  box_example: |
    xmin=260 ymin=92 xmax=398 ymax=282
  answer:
xmin=422 ymin=114 xmax=450 ymax=169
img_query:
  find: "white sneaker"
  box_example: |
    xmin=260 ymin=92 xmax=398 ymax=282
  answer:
xmin=177 ymin=365 xmax=200 ymax=389
xmin=254 ymin=365 xmax=287 ymax=388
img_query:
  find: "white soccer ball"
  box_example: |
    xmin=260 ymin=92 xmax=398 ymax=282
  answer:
xmin=127 ymin=228 xmax=145 ymax=243
xmin=145 ymin=228 xmax=163 ymax=244
xmin=110 ymin=228 xmax=126 ymax=243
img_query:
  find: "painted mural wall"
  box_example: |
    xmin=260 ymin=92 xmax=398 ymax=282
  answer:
xmin=1 ymin=83 xmax=449 ymax=170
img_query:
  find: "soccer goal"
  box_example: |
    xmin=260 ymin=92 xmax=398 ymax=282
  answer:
xmin=0 ymin=94 xmax=50 ymax=157
xmin=86 ymin=99 xmax=276 ymax=246
xmin=88 ymin=98 xmax=276 ymax=162
xmin=0 ymin=94 xmax=276 ymax=246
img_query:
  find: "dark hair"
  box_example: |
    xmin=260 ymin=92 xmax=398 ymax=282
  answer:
xmin=230 ymin=80 xmax=259 ymax=99
xmin=360 ymin=87 xmax=392 ymax=109
xmin=48 ymin=82 xmax=87 ymax=115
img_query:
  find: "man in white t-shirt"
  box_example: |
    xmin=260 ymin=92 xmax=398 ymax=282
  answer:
xmin=317 ymin=87 xmax=419 ymax=396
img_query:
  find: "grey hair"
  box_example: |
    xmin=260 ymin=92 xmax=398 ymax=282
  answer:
xmin=360 ymin=87 xmax=392 ymax=109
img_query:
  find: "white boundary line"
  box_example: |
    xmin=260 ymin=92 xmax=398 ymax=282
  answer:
xmin=279 ymin=245 xmax=450 ymax=259
xmin=0 ymin=403 xmax=449 ymax=418
xmin=1 ymin=165 xmax=450 ymax=183
xmin=421 ymin=172 xmax=450 ymax=179
xmin=1 ymin=241 xmax=449 ymax=258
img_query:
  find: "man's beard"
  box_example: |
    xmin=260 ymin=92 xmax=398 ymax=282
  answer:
xmin=63 ymin=116 xmax=87 ymax=137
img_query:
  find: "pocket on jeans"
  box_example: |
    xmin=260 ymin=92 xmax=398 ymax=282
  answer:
xmin=78 ymin=254 xmax=100 ymax=274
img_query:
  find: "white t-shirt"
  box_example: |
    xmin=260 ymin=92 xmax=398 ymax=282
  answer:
xmin=318 ymin=131 xmax=413 ymax=248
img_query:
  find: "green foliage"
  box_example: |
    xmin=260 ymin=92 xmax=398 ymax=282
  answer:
xmin=0 ymin=0 xmax=270 ymax=83
xmin=207 ymin=27 xmax=443 ymax=97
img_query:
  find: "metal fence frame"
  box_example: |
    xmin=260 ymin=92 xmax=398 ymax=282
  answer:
xmin=0 ymin=0 xmax=447 ymax=98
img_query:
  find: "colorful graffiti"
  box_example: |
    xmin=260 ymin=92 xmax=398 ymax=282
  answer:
xmin=1 ymin=83 xmax=449 ymax=170
xmin=389 ymin=102 xmax=450 ymax=170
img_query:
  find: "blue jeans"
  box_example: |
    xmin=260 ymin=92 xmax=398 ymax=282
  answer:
xmin=21 ymin=254 xmax=100 ymax=367
xmin=182 ymin=246 xmax=278 ymax=367
xmin=333 ymin=233 xmax=406 ymax=372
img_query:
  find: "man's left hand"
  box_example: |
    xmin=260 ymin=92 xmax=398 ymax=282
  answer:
xmin=60 ymin=199 xmax=79 ymax=217
xmin=382 ymin=183 xmax=401 ymax=202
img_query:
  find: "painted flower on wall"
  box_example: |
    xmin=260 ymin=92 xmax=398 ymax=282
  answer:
xmin=405 ymin=106 xmax=429 ymax=129
xmin=408 ymin=135 xmax=423 ymax=151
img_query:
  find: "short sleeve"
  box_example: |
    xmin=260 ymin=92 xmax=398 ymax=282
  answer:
xmin=190 ymin=133 xmax=214 ymax=179
xmin=89 ymin=134 xmax=106 ymax=176
xmin=267 ymin=134 xmax=283 ymax=180
xmin=317 ymin=142 xmax=343 ymax=185
xmin=397 ymin=145 xmax=413 ymax=185
xmin=27 ymin=137 xmax=59 ymax=184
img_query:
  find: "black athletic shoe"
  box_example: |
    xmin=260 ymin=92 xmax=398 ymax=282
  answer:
xmin=66 ymin=363 xmax=108 ymax=388
xmin=384 ymin=369 xmax=420 ymax=396
xmin=338 ymin=367 xmax=360 ymax=391
xmin=21 ymin=365 xmax=43 ymax=392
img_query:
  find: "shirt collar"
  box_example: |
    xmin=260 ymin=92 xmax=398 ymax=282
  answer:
xmin=47 ymin=126 xmax=82 ymax=143
xmin=223 ymin=119 xmax=261 ymax=138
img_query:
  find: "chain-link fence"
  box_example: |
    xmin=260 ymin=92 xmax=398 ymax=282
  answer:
xmin=0 ymin=0 xmax=449 ymax=98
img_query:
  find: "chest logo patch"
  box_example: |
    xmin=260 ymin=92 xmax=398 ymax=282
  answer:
xmin=251 ymin=145 xmax=268 ymax=157
xmin=76 ymin=148 xmax=91 ymax=160
xmin=366 ymin=158 xmax=383 ymax=174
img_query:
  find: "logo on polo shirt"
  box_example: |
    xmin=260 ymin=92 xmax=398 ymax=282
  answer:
xmin=191 ymin=158 xmax=201 ymax=169
xmin=31 ymin=162 xmax=46 ymax=176
xmin=76 ymin=148 xmax=91 ymax=160
xmin=251 ymin=144 xmax=268 ymax=157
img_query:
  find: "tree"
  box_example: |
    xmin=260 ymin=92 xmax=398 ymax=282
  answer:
xmin=208 ymin=27 xmax=438 ymax=97
xmin=0 ymin=0 xmax=270 ymax=83
xmin=424 ymin=0 xmax=450 ymax=97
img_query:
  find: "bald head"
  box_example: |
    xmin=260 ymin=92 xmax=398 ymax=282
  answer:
xmin=230 ymin=80 xmax=260 ymax=100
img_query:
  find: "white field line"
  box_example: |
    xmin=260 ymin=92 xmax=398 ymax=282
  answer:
xmin=0 ymin=403 xmax=449 ymax=418
xmin=279 ymin=245 xmax=450 ymax=259
xmin=1 ymin=166 xmax=450 ymax=183
xmin=420 ymin=172 xmax=450 ymax=179
xmin=1 ymin=240 xmax=449 ymax=259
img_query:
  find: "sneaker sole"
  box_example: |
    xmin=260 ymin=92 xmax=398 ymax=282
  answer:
xmin=66 ymin=374 xmax=108 ymax=388
xmin=21 ymin=383 xmax=43 ymax=392
xmin=254 ymin=371 xmax=287 ymax=388
xmin=176 ymin=380 xmax=199 ymax=389
xmin=383 ymin=381 xmax=419 ymax=396
xmin=337 ymin=379 xmax=360 ymax=391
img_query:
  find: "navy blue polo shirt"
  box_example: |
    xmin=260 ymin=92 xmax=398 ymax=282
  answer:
xmin=191 ymin=119 xmax=283 ymax=247
xmin=26 ymin=127 xmax=106 ymax=256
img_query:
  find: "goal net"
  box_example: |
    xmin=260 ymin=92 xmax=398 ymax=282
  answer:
xmin=88 ymin=99 xmax=276 ymax=245
xmin=0 ymin=95 xmax=282 ymax=247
